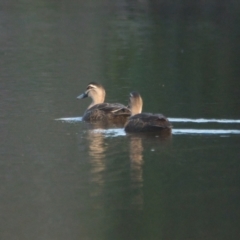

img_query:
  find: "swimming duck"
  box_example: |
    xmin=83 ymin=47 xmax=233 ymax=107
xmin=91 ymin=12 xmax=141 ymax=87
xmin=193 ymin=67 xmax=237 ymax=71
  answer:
xmin=77 ymin=82 xmax=131 ymax=122
xmin=124 ymin=91 xmax=172 ymax=133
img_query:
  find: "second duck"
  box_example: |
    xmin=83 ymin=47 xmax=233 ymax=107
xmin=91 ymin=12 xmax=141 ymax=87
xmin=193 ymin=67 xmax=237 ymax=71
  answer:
xmin=124 ymin=91 xmax=172 ymax=133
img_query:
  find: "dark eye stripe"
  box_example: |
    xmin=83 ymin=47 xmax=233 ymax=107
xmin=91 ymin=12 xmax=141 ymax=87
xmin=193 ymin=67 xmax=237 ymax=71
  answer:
xmin=86 ymin=84 xmax=96 ymax=90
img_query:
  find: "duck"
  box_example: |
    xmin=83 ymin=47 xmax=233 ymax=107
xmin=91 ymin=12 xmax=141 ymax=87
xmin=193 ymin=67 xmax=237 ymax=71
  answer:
xmin=124 ymin=91 xmax=172 ymax=133
xmin=77 ymin=82 xmax=131 ymax=122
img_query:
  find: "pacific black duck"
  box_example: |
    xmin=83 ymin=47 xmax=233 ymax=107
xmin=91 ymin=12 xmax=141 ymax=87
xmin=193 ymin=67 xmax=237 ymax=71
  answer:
xmin=77 ymin=82 xmax=131 ymax=123
xmin=124 ymin=91 xmax=172 ymax=133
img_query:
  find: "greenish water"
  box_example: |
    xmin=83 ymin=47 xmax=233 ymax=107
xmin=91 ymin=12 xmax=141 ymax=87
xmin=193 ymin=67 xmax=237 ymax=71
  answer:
xmin=1 ymin=1 xmax=240 ymax=239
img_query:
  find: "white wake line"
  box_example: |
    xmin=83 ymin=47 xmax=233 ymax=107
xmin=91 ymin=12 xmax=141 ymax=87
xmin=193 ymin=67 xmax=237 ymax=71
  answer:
xmin=91 ymin=128 xmax=240 ymax=137
xmin=55 ymin=117 xmax=83 ymax=122
xmin=173 ymin=129 xmax=240 ymax=135
xmin=169 ymin=118 xmax=240 ymax=123
xmin=56 ymin=117 xmax=240 ymax=124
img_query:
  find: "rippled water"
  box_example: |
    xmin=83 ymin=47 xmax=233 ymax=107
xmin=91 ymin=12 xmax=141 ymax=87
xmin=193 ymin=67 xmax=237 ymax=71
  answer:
xmin=1 ymin=0 xmax=240 ymax=239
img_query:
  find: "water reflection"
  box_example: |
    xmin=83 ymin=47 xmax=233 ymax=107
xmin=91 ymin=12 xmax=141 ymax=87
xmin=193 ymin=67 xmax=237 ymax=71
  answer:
xmin=129 ymin=136 xmax=144 ymax=209
xmin=128 ymin=130 xmax=172 ymax=210
xmin=86 ymin=128 xmax=107 ymax=206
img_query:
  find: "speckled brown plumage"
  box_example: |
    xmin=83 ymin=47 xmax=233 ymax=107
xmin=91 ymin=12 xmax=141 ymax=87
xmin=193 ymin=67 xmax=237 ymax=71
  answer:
xmin=124 ymin=113 xmax=172 ymax=132
xmin=83 ymin=103 xmax=131 ymax=123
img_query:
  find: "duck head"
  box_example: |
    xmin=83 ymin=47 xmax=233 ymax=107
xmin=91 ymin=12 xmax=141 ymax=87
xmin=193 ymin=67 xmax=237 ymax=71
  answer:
xmin=129 ymin=91 xmax=143 ymax=116
xmin=77 ymin=82 xmax=106 ymax=109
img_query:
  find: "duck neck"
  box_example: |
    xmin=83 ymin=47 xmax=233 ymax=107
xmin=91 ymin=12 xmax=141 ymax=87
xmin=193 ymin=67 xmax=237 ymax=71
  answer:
xmin=87 ymin=94 xmax=105 ymax=109
xmin=131 ymin=105 xmax=142 ymax=116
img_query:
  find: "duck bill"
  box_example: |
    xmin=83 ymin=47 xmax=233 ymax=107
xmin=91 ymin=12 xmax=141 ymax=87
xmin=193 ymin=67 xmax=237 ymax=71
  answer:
xmin=77 ymin=92 xmax=88 ymax=99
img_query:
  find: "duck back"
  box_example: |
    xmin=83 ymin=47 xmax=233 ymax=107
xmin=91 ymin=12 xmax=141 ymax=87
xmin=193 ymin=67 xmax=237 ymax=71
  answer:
xmin=124 ymin=113 xmax=172 ymax=133
xmin=83 ymin=103 xmax=131 ymax=123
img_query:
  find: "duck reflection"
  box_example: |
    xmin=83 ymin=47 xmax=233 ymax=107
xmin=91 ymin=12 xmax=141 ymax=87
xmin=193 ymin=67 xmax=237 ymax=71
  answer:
xmin=85 ymin=122 xmax=171 ymax=210
xmin=86 ymin=127 xmax=107 ymax=203
xmin=129 ymin=135 xmax=144 ymax=209
xmin=128 ymin=132 xmax=172 ymax=209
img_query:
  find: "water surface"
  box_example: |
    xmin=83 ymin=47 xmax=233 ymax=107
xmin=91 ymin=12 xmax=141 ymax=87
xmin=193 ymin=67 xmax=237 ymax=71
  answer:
xmin=1 ymin=0 xmax=240 ymax=239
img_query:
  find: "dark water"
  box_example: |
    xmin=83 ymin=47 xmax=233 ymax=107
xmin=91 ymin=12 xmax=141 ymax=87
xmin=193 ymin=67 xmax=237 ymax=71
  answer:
xmin=1 ymin=1 xmax=240 ymax=239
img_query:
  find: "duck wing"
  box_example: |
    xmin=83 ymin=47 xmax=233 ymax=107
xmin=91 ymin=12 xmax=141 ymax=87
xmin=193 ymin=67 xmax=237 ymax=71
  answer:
xmin=90 ymin=103 xmax=131 ymax=116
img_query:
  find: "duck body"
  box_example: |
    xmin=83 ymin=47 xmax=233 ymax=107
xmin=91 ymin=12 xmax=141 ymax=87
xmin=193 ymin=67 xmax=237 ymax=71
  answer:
xmin=82 ymin=102 xmax=131 ymax=122
xmin=124 ymin=113 xmax=172 ymax=133
xmin=124 ymin=91 xmax=172 ymax=133
xmin=78 ymin=82 xmax=131 ymax=123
